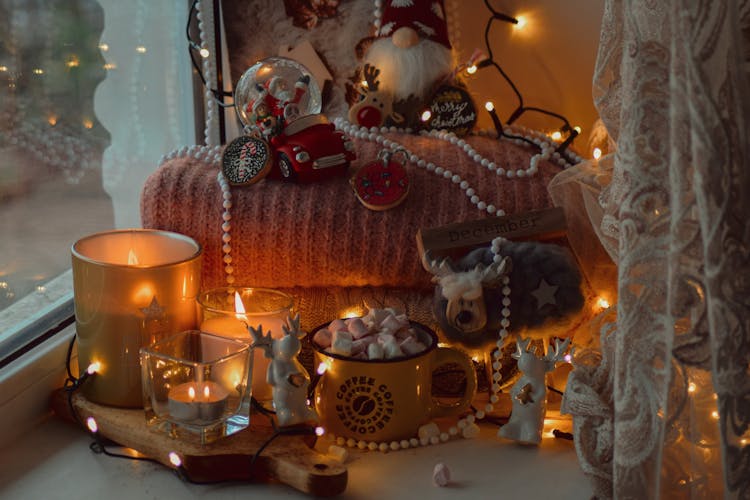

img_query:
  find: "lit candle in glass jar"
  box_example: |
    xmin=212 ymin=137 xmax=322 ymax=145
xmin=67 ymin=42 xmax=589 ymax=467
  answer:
xmin=198 ymin=288 xmax=292 ymax=403
xmin=72 ymin=229 xmax=202 ymax=408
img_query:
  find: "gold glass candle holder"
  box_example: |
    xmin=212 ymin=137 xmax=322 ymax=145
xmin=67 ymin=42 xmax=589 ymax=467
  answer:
xmin=197 ymin=287 xmax=293 ymax=403
xmin=140 ymin=330 xmax=253 ymax=444
xmin=72 ymin=229 xmax=202 ymax=407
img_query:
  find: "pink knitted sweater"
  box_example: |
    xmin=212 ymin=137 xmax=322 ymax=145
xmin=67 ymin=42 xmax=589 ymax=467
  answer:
xmin=141 ymin=133 xmax=559 ymax=291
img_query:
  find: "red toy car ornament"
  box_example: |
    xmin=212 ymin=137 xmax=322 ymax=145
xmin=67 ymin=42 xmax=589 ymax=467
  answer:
xmin=268 ymin=114 xmax=356 ymax=183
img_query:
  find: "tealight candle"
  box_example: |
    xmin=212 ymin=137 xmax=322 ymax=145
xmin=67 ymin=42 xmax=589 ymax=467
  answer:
xmin=72 ymin=229 xmax=202 ymax=407
xmin=198 ymin=288 xmax=292 ymax=402
xmin=167 ymin=381 xmax=229 ymax=424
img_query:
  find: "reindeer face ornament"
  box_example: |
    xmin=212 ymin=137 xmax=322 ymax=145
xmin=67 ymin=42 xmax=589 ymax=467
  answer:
xmin=426 ymin=253 xmax=511 ymax=339
xmin=348 ymin=64 xmax=404 ymax=129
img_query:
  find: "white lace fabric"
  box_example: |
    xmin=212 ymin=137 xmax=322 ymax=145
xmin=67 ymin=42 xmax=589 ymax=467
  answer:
xmin=555 ymin=0 xmax=750 ymax=497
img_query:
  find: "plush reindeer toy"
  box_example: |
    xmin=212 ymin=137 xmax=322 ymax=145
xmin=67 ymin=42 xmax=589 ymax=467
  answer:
xmin=424 ymin=239 xmax=585 ymax=350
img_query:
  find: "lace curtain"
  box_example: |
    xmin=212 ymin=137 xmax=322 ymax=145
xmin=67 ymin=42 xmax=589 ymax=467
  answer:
xmin=554 ymin=0 xmax=750 ymax=497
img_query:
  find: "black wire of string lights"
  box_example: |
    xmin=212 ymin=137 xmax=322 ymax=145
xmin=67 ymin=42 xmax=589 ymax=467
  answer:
xmin=63 ymin=334 xmax=320 ymax=484
xmin=187 ymin=0 xmax=235 ymax=108
xmin=477 ymin=0 xmax=579 ymax=161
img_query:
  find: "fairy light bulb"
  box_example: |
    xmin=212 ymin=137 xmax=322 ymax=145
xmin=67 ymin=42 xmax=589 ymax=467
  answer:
xmin=593 ymin=148 xmax=602 ymax=160
xmin=688 ymin=382 xmax=697 ymax=393
xmin=420 ymin=110 xmax=432 ymax=122
xmin=168 ymin=451 xmax=182 ymax=467
xmin=87 ymin=361 xmax=101 ymax=374
xmin=86 ymin=417 xmax=98 ymax=433
xmin=99 ymin=43 xmax=109 ymax=52
xmin=136 ymin=45 xmax=147 ymax=54
xmin=551 ymin=131 xmax=562 ymax=141
xmin=514 ymin=15 xmax=527 ymax=30
xmin=315 ymin=426 xmax=325 ymax=437
xmin=199 ymin=48 xmax=210 ymax=58
xmin=485 ymin=101 xmax=495 ymax=112
xmin=317 ymin=362 xmax=328 ymax=375
xmin=596 ymin=297 xmax=610 ymax=310
xmin=466 ymin=64 xmax=477 ymax=75
xmin=573 ymin=126 xmax=582 ymax=134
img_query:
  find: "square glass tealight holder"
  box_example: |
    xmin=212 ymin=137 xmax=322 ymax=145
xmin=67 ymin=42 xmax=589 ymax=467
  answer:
xmin=140 ymin=330 xmax=253 ymax=444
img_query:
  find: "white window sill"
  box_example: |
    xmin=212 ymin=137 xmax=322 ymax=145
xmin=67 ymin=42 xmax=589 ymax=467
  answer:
xmin=0 ymin=317 xmax=592 ymax=498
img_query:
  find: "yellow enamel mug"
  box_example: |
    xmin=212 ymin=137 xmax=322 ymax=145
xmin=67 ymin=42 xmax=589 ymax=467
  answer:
xmin=311 ymin=322 xmax=477 ymax=443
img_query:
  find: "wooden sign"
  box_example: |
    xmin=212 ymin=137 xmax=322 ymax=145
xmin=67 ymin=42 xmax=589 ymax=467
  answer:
xmin=416 ymin=207 xmax=568 ymax=261
xmin=425 ymin=85 xmax=477 ymax=136
xmin=51 ymin=390 xmax=347 ymax=497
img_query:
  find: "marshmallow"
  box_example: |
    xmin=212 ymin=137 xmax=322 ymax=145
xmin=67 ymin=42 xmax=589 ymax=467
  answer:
xmin=351 ymin=338 xmax=372 ymax=355
xmin=432 ymin=462 xmax=451 ymax=487
xmin=331 ymin=333 xmax=353 ymax=356
xmin=367 ymin=342 xmax=384 ymax=360
xmin=380 ymin=314 xmax=404 ymax=333
xmin=332 ymin=330 xmax=352 ymax=343
xmin=328 ymin=318 xmax=347 ymax=333
xmin=383 ymin=340 xmax=404 ymax=359
xmin=418 ymin=422 xmax=440 ymax=441
xmin=400 ymin=336 xmax=426 ymax=356
xmin=313 ymin=329 xmax=332 ymax=348
xmin=327 ymin=445 xmax=349 ymax=463
xmin=462 ymin=422 xmax=480 ymax=439
xmin=346 ymin=318 xmax=369 ymax=339
xmin=376 ymin=333 xmax=396 ymax=345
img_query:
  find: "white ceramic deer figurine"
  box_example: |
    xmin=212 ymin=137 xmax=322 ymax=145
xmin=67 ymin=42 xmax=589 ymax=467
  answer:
xmin=498 ymin=336 xmax=571 ymax=445
xmin=249 ymin=314 xmax=318 ymax=427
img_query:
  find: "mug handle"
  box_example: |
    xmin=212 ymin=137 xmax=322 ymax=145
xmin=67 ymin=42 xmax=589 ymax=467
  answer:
xmin=429 ymin=346 xmax=478 ymax=418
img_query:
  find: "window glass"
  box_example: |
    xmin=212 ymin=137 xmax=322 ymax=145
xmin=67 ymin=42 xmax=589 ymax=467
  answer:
xmin=0 ymin=0 xmax=195 ymax=333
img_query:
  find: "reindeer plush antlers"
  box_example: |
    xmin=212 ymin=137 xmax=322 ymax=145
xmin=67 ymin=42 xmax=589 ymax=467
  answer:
xmin=423 ymin=250 xmax=512 ymax=337
xmin=348 ymin=63 xmax=404 ymax=128
xmin=362 ymin=63 xmax=381 ymax=92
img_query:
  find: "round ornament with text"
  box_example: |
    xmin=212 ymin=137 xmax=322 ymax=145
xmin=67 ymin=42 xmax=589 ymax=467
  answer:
xmin=351 ymin=149 xmax=409 ymax=211
xmin=425 ymin=85 xmax=477 ymax=136
xmin=221 ymin=136 xmax=273 ymax=186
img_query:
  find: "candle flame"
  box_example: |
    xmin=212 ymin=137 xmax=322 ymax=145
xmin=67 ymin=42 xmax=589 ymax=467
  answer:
xmin=234 ymin=291 xmax=247 ymax=321
xmin=188 ymin=386 xmax=196 ymax=400
xmin=127 ymin=249 xmax=139 ymax=266
xmin=203 ymin=385 xmax=210 ymax=399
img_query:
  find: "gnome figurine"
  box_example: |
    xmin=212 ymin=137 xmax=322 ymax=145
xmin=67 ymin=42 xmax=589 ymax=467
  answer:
xmin=358 ymin=0 xmax=456 ymax=127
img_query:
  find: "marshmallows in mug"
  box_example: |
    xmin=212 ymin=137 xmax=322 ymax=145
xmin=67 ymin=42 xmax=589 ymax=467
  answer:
xmin=314 ymin=308 xmax=428 ymax=360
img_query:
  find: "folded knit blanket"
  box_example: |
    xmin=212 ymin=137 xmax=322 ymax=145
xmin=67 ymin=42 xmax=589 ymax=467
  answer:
xmin=141 ymin=132 xmax=562 ymax=291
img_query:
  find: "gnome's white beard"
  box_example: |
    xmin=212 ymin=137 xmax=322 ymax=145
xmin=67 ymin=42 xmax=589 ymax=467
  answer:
xmin=363 ymin=37 xmax=454 ymax=102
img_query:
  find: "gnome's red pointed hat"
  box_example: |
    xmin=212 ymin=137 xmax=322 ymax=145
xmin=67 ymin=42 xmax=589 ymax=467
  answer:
xmin=377 ymin=0 xmax=451 ymax=49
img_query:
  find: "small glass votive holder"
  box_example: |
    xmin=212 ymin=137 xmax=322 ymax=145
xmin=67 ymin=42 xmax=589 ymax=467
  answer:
xmin=140 ymin=330 xmax=253 ymax=444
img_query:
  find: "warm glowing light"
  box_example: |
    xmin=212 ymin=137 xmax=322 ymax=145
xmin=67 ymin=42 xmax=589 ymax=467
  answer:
xmin=340 ymin=307 xmax=364 ymax=319
xmin=593 ymin=148 xmax=602 ymax=160
xmin=127 ymin=249 xmax=139 ymax=266
xmin=168 ymin=452 xmax=182 ymax=467
xmin=86 ymin=417 xmax=98 ymax=433
xmin=564 ymin=354 xmax=572 ymax=363
xmin=596 ymin=297 xmax=610 ymax=310
xmin=188 ymin=386 xmax=196 ymax=400
xmin=87 ymin=361 xmax=101 ymax=374
xmin=199 ymin=48 xmax=210 ymax=58
xmin=544 ymin=430 xmax=555 ymax=439
xmin=0 ymin=66 xmax=7 ymax=72
xmin=136 ymin=45 xmax=147 ymax=54
xmin=48 ymin=116 xmax=57 ymax=126
xmin=485 ymin=101 xmax=495 ymax=112
xmin=33 ymin=68 xmax=44 ymax=75
xmin=741 ymin=438 xmax=748 ymax=445
xmin=133 ymin=284 xmax=155 ymax=305
xmin=420 ymin=110 xmax=432 ymax=122
xmin=66 ymin=57 xmax=79 ymax=68
xmin=233 ymin=291 xmax=249 ymax=322
xmin=514 ymin=15 xmax=528 ymax=30
xmin=203 ymin=385 xmax=210 ymax=398
xmin=551 ymin=131 xmax=562 ymax=141
xmin=315 ymin=426 xmax=325 ymax=436
xmin=82 ymin=119 xmax=93 ymax=129
xmin=711 ymin=411 xmax=719 ymax=420
xmin=466 ymin=64 xmax=477 ymax=75
xmin=99 ymin=43 xmax=109 ymax=52
xmin=573 ymin=126 xmax=582 ymax=134
xmin=317 ymin=362 xmax=328 ymax=375
xmin=36 ymin=285 xmax=46 ymax=293
xmin=688 ymin=382 xmax=697 ymax=393
xmin=0 ymin=282 xmax=7 ymax=289
xmin=103 ymin=63 xmax=116 ymax=70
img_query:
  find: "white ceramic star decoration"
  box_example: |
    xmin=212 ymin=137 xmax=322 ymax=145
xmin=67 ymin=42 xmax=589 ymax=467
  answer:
xmin=531 ymin=279 xmax=558 ymax=309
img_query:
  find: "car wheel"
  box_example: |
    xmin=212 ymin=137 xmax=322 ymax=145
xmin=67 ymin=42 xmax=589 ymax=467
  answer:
xmin=277 ymin=153 xmax=297 ymax=182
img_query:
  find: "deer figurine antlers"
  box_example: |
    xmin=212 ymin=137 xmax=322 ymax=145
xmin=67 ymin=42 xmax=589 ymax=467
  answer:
xmin=348 ymin=63 xmax=404 ymax=128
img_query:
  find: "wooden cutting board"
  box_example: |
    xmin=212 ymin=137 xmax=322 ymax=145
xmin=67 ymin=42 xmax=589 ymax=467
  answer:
xmin=51 ymin=389 xmax=347 ymax=497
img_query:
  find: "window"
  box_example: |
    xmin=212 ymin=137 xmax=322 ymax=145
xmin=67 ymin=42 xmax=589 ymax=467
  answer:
xmin=0 ymin=0 xmax=196 ymax=359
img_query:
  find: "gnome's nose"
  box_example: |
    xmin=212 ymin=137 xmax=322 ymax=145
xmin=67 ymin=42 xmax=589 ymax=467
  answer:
xmin=392 ymin=27 xmax=419 ymax=49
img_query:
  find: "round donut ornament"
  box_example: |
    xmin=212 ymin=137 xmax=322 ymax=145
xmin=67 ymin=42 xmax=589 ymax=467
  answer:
xmin=221 ymin=135 xmax=273 ymax=186
xmin=351 ymin=148 xmax=410 ymax=211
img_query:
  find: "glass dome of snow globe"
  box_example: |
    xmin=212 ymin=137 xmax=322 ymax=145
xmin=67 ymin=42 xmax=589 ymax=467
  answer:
xmin=234 ymin=57 xmax=321 ymax=135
